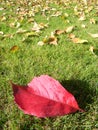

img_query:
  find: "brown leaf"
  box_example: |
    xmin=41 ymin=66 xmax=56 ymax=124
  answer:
xmin=10 ymin=45 xmax=19 ymax=52
xmin=69 ymin=33 xmax=75 ymax=39
xmin=48 ymin=36 xmax=58 ymax=45
xmin=54 ymin=30 xmax=65 ymax=35
xmin=43 ymin=35 xmax=58 ymax=45
xmin=71 ymin=38 xmax=88 ymax=44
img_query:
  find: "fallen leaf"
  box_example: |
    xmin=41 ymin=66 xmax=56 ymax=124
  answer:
xmin=3 ymin=34 xmax=13 ymax=39
xmin=0 ymin=7 xmax=4 ymax=11
xmin=88 ymin=33 xmax=98 ymax=38
xmin=11 ymin=75 xmax=83 ymax=117
xmin=16 ymin=22 xmax=21 ymax=28
xmin=69 ymin=33 xmax=76 ymax=39
xmin=0 ymin=31 xmax=4 ymax=35
xmin=9 ymin=22 xmax=15 ymax=28
xmin=32 ymin=22 xmax=40 ymax=32
xmin=78 ymin=13 xmax=86 ymax=21
xmin=65 ymin=26 xmax=74 ymax=33
xmin=43 ymin=35 xmax=58 ymax=45
xmin=81 ymin=24 xmax=86 ymax=28
xmin=28 ymin=18 xmax=34 ymax=23
xmin=89 ymin=46 xmax=98 ymax=56
xmin=90 ymin=18 xmax=96 ymax=24
xmin=82 ymin=0 xmax=87 ymax=5
xmin=31 ymin=22 xmax=48 ymax=32
xmin=10 ymin=45 xmax=19 ymax=52
xmin=1 ymin=16 xmax=6 ymax=21
xmin=71 ymin=38 xmax=88 ymax=44
xmin=54 ymin=30 xmax=65 ymax=35
xmin=26 ymin=31 xmax=39 ymax=37
xmin=16 ymin=28 xmax=28 ymax=34
xmin=37 ymin=41 xmax=44 ymax=46
xmin=51 ymin=11 xmax=62 ymax=17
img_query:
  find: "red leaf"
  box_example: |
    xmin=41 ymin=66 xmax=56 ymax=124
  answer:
xmin=11 ymin=75 xmax=83 ymax=117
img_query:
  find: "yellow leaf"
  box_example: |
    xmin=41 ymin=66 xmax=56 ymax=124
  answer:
xmin=26 ymin=32 xmax=39 ymax=37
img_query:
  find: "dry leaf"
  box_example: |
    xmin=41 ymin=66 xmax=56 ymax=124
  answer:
xmin=26 ymin=31 xmax=39 ymax=37
xmin=32 ymin=22 xmax=41 ymax=32
xmin=54 ymin=30 xmax=65 ymax=35
xmin=88 ymin=33 xmax=98 ymax=38
xmin=9 ymin=22 xmax=15 ymax=28
xmin=82 ymin=0 xmax=87 ymax=5
xmin=43 ymin=35 xmax=58 ymax=45
xmin=48 ymin=37 xmax=58 ymax=45
xmin=31 ymin=22 xmax=48 ymax=33
xmin=89 ymin=46 xmax=98 ymax=56
xmin=69 ymin=33 xmax=75 ymax=39
xmin=16 ymin=22 xmax=21 ymax=28
xmin=89 ymin=46 xmax=95 ymax=54
xmin=0 ymin=7 xmax=4 ymax=11
xmin=65 ymin=26 xmax=74 ymax=33
xmin=0 ymin=31 xmax=4 ymax=35
xmin=79 ymin=13 xmax=86 ymax=21
xmin=51 ymin=11 xmax=62 ymax=17
xmin=3 ymin=34 xmax=13 ymax=39
xmin=10 ymin=45 xmax=19 ymax=52
xmin=38 ymin=41 xmax=44 ymax=46
xmin=90 ymin=18 xmax=96 ymax=24
xmin=28 ymin=18 xmax=34 ymax=23
xmin=16 ymin=28 xmax=27 ymax=34
xmin=81 ymin=24 xmax=86 ymax=28
xmin=71 ymin=38 xmax=88 ymax=44
xmin=1 ymin=16 xmax=6 ymax=21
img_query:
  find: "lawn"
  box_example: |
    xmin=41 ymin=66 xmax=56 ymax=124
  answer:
xmin=0 ymin=0 xmax=98 ymax=130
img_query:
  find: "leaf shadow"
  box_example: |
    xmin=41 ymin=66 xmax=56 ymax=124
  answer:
xmin=61 ymin=79 xmax=95 ymax=110
xmin=23 ymin=38 xmax=33 ymax=44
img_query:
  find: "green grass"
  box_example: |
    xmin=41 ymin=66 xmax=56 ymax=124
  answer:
xmin=0 ymin=0 xmax=98 ymax=130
